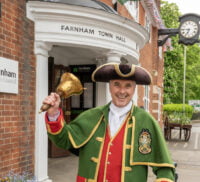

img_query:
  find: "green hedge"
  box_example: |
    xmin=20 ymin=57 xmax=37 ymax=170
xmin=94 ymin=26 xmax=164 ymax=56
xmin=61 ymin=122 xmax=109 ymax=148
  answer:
xmin=163 ymin=104 xmax=194 ymax=124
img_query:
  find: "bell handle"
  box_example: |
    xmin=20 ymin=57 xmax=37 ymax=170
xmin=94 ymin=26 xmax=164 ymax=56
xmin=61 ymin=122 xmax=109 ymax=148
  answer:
xmin=39 ymin=91 xmax=63 ymax=113
xmin=39 ymin=103 xmax=52 ymax=114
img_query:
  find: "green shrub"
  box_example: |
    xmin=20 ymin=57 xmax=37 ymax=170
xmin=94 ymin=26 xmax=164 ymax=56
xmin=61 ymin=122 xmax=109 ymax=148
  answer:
xmin=191 ymin=112 xmax=200 ymax=120
xmin=163 ymin=104 xmax=194 ymax=124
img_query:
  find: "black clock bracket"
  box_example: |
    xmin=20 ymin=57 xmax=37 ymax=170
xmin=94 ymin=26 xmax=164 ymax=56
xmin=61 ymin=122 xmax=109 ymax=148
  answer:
xmin=158 ymin=13 xmax=200 ymax=46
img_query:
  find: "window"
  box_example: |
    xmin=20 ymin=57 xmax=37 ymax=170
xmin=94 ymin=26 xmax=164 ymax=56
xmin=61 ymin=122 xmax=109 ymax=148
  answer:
xmin=145 ymin=14 xmax=151 ymax=42
xmin=143 ymin=85 xmax=150 ymax=111
xmin=112 ymin=0 xmax=117 ymax=11
xmin=0 ymin=3 xmax=1 ymax=19
xmin=159 ymin=46 xmax=163 ymax=59
xmin=70 ymin=65 xmax=96 ymax=119
xmin=157 ymin=87 xmax=161 ymax=122
xmin=145 ymin=15 xmax=151 ymax=33
xmin=125 ymin=1 xmax=139 ymax=22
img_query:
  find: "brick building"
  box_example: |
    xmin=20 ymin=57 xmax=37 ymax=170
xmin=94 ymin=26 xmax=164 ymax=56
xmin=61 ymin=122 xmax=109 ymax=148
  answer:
xmin=0 ymin=0 xmax=165 ymax=181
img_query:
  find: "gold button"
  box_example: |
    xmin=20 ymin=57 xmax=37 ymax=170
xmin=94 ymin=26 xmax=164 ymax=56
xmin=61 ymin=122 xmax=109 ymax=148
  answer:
xmin=107 ymin=161 xmax=110 ymax=164
xmin=109 ymin=152 xmax=112 ymax=155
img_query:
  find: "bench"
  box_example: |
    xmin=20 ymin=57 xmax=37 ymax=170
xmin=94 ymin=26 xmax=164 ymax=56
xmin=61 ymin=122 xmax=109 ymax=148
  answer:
xmin=164 ymin=116 xmax=192 ymax=141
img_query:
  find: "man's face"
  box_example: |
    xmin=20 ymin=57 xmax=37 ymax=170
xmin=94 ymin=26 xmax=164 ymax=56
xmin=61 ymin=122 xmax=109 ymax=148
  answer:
xmin=109 ymin=79 xmax=136 ymax=107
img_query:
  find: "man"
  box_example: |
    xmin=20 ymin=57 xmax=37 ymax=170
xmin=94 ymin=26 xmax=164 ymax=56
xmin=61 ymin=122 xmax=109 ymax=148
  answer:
xmin=44 ymin=63 xmax=175 ymax=182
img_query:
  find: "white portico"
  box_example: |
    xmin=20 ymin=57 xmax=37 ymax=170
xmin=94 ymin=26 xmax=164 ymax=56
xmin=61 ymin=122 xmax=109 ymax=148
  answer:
xmin=26 ymin=0 xmax=149 ymax=181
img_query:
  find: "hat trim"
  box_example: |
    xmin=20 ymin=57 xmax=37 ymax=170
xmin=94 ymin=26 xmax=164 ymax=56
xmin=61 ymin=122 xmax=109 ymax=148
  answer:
xmin=92 ymin=63 xmax=152 ymax=85
xmin=114 ymin=64 xmax=135 ymax=77
xmin=136 ymin=65 xmax=152 ymax=84
xmin=91 ymin=62 xmax=116 ymax=82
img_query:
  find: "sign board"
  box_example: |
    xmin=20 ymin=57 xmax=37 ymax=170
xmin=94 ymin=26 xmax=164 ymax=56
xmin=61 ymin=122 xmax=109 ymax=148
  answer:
xmin=37 ymin=21 xmax=137 ymax=49
xmin=188 ymin=100 xmax=200 ymax=111
xmin=60 ymin=24 xmax=128 ymax=44
xmin=0 ymin=57 xmax=18 ymax=94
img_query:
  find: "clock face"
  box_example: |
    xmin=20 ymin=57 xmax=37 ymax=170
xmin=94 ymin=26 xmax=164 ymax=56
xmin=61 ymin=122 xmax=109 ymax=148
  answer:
xmin=180 ymin=20 xmax=199 ymax=38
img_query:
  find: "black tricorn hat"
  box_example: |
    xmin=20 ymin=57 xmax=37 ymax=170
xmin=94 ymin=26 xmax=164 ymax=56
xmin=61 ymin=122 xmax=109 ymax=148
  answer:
xmin=92 ymin=63 xmax=152 ymax=85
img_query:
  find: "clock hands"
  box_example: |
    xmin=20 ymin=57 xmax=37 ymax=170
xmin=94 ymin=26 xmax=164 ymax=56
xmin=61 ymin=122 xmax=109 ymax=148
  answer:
xmin=180 ymin=20 xmax=199 ymax=39
xmin=181 ymin=28 xmax=190 ymax=35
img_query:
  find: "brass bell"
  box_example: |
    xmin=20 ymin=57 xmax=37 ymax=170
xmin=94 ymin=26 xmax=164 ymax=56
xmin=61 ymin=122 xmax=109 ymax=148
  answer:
xmin=56 ymin=72 xmax=84 ymax=98
xmin=39 ymin=72 xmax=84 ymax=113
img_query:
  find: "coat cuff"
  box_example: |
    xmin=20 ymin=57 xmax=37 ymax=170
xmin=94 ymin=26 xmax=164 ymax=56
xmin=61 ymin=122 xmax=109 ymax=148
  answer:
xmin=45 ymin=108 xmax=65 ymax=135
xmin=155 ymin=178 xmax=174 ymax=182
xmin=76 ymin=176 xmax=86 ymax=182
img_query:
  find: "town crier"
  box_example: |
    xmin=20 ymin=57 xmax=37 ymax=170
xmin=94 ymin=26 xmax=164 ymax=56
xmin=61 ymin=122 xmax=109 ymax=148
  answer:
xmin=43 ymin=63 xmax=175 ymax=182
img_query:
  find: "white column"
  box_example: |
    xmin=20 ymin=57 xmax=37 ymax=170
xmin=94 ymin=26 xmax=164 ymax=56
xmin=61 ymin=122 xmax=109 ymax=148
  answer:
xmin=105 ymin=51 xmax=123 ymax=103
xmin=132 ymin=85 xmax=138 ymax=106
xmin=94 ymin=59 xmax=107 ymax=106
xmin=34 ymin=41 xmax=52 ymax=182
xmin=106 ymin=50 xmax=123 ymax=63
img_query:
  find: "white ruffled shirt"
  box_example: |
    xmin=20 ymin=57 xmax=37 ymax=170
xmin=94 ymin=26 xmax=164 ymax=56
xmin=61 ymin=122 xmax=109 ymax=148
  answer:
xmin=108 ymin=101 xmax=132 ymax=137
xmin=48 ymin=101 xmax=133 ymax=138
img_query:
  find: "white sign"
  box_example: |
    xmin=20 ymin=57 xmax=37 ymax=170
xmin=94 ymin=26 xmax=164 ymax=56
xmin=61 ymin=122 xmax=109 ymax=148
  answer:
xmin=60 ymin=24 xmax=126 ymax=43
xmin=188 ymin=100 xmax=200 ymax=111
xmin=37 ymin=21 xmax=137 ymax=49
xmin=0 ymin=57 xmax=18 ymax=94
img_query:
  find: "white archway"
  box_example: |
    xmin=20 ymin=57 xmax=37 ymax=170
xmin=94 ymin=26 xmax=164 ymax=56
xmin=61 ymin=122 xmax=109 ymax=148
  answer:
xmin=26 ymin=1 xmax=149 ymax=181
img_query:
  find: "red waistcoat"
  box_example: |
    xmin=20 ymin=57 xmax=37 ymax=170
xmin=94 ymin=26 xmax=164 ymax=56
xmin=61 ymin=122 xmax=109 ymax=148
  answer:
xmin=97 ymin=121 xmax=126 ymax=182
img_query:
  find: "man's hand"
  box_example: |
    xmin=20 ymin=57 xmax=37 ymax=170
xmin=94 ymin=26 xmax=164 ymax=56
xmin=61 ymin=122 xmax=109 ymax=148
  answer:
xmin=43 ymin=92 xmax=61 ymax=116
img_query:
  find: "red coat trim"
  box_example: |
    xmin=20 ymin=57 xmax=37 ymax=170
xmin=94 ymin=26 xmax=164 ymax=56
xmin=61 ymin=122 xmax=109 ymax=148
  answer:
xmin=97 ymin=122 xmax=126 ymax=182
xmin=76 ymin=175 xmax=86 ymax=182
xmin=45 ymin=108 xmax=64 ymax=134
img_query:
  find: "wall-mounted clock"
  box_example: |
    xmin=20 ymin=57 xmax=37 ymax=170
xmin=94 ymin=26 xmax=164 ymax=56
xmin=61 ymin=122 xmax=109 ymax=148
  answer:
xmin=179 ymin=13 xmax=200 ymax=45
xmin=179 ymin=20 xmax=199 ymax=38
xmin=158 ymin=13 xmax=199 ymax=46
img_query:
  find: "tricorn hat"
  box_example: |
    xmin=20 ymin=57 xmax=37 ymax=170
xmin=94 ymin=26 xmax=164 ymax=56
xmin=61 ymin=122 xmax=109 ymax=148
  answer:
xmin=92 ymin=63 xmax=152 ymax=85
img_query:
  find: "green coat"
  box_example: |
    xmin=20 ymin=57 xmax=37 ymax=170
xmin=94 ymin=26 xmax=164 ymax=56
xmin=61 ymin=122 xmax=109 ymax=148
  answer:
xmin=47 ymin=104 xmax=175 ymax=182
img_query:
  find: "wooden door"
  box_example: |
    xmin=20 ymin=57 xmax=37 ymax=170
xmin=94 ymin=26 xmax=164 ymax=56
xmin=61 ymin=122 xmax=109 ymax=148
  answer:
xmin=48 ymin=57 xmax=71 ymax=157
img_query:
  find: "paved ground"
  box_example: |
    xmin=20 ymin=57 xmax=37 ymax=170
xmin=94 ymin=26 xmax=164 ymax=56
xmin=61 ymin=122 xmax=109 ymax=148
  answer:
xmin=166 ymin=122 xmax=200 ymax=182
xmin=48 ymin=122 xmax=200 ymax=182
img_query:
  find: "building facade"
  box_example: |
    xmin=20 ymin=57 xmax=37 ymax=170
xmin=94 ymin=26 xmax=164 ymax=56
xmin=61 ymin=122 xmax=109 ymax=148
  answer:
xmin=0 ymin=0 xmax=165 ymax=181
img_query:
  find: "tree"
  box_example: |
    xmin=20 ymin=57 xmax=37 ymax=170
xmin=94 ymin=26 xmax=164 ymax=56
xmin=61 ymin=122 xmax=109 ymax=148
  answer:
xmin=161 ymin=1 xmax=200 ymax=104
xmin=184 ymin=45 xmax=200 ymax=101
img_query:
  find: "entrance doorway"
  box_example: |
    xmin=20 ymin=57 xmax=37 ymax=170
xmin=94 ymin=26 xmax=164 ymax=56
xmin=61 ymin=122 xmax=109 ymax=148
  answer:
xmin=70 ymin=65 xmax=96 ymax=120
xmin=48 ymin=57 xmax=71 ymax=157
xmin=48 ymin=57 xmax=96 ymax=158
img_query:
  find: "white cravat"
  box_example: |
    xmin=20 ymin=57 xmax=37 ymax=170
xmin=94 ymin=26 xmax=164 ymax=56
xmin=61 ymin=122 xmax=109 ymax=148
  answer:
xmin=109 ymin=101 xmax=132 ymax=137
